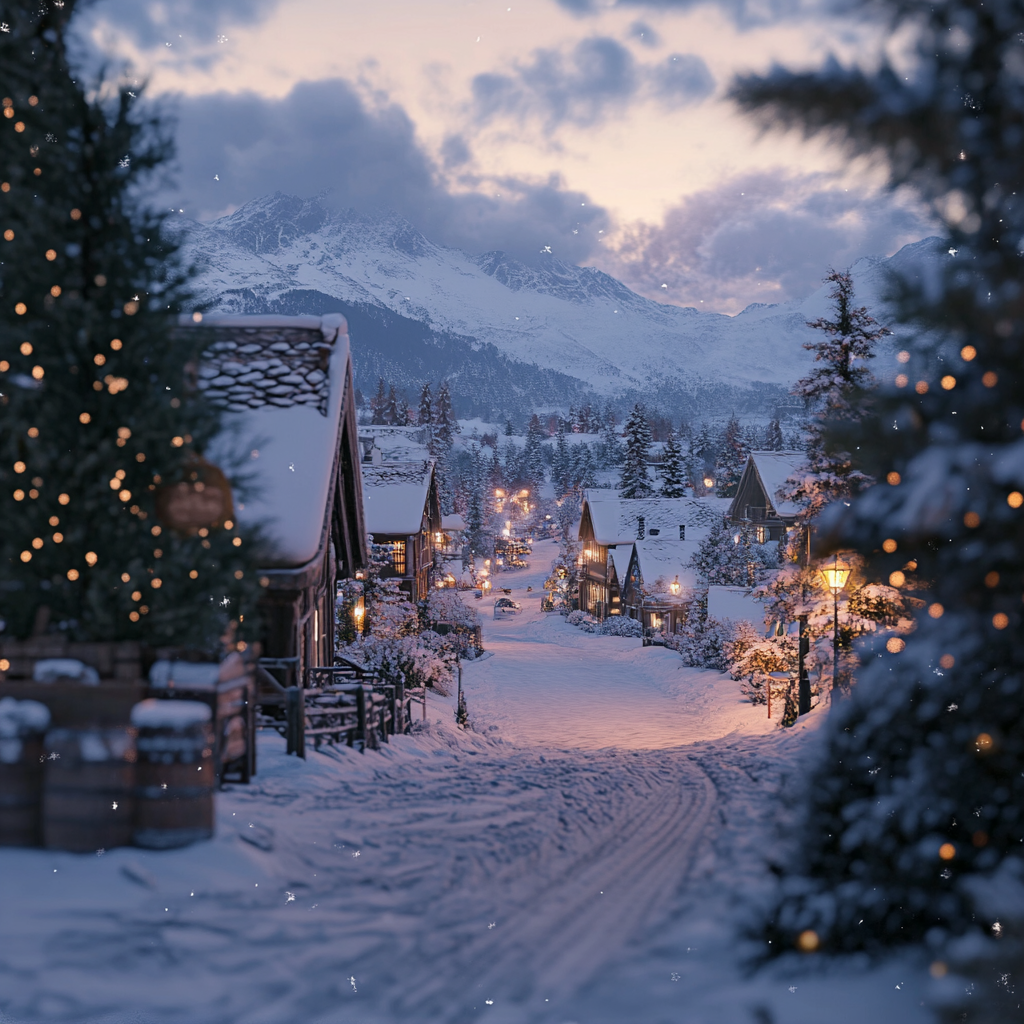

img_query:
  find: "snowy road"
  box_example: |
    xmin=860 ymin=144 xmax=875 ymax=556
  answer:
xmin=0 ymin=544 xmax=930 ymax=1023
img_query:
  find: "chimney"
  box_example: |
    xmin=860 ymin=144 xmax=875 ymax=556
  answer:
xmin=679 ymin=525 xmax=685 ymax=540
xmin=637 ymin=515 xmax=645 ymax=539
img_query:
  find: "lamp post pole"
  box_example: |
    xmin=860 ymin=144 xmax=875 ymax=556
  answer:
xmin=832 ymin=584 xmax=839 ymax=701
xmin=798 ymin=525 xmax=811 ymax=716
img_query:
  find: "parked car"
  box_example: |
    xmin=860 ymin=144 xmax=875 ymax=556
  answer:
xmin=493 ymin=597 xmax=522 ymax=619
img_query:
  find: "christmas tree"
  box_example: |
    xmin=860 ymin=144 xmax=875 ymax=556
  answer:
xmin=714 ymin=415 xmax=748 ymax=497
xmin=618 ymin=403 xmax=654 ymax=499
xmin=417 ymin=382 xmax=432 ymax=427
xmin=733 ymin=0 xmax=1024 ymax=962
xmin=660 ymin=426 xmax=686 ymax=498
xmin=0 ymin=0 xmax=258 ymax=648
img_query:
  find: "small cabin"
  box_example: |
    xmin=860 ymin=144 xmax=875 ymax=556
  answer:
xmin=727 ymin=451 xmax=806 ymax=542
xmin=620 ymin=540 xmax=700 ymax=634
xmin=184 ymin=313 xmax=368 ymax=689
xmin=577 ymin=491 xmax=724 ymax=620
xmin=359 ymin=435 xmax=441 ymax=601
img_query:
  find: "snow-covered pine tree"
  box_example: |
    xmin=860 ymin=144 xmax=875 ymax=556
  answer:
xmin=488 ymin=447 xmax=503 ymax=494
xmin=783 ymin=270 xmax=889 ymax=520
xmin=433 ymin=380 xmax=458 ymax=447
xmin=714 ymin=415 xmax=748 ymax=497
xmin=733 ymin=0 xmax=1024 ymax=957
xmin=504 ymin=417 xmax=515 ymax=437
xmin=599 ymin=408 xmax=622 ymax=467
xmin=660 ymin=426 xmax=686 ymax=498
xmin=690 ymin=519 xmax=766 ymax=587
xmin=763 ymin=418 xmax=784 ymax=450
xmin=370 ymin=378 xmax=387 ymax=425
xmin=571 ymin=443 xmax=598 ymax=489
xmin=384 ymin=384 xmax=399 ymax=426
xmin=618 ymin=403 xmax=654 ymax=499
xmin=0 ymin=0 xmax=259 ymax=647
xmin=417 ymin=383 xmax=433 ymax=428
xmin=552 ymin=429 xmax=571 ymax=493
xmin=523 ymin=414 xmax=546 ymax=490
xmin=465 ymin=446 xmax=486 ymax=555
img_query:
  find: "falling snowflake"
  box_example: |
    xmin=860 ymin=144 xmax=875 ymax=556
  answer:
xmin=949 ymin=247 xmax=958 ymax=256
xmin=214 ymin=174 xmax=219 ymax=181
xmin=112 ymin=801 xmax=118 ymax=810
xmin=48 ymin=751 xmax=60 ymax=760
xmin=217 ymin=34 xmax=229 ymax=44
xmin=540 ymin=245 xmax=552 ymax=254
xmin=0 ymin=22 xmax=9 ymax=31
xmin=789 ymin=986 xmax=797 ymax=993
xmin=348 ymin=976 xmax=357 ymax=992
xmin=285 ymin=892 xmax=295 ymax=903
xmin=485 ymin=999 xmax=494 ymax=1005
xmin=670 ymin=972 xmax=680 ymax=982
xmin=352 ymin=850 xmax=361 ymax=858
xmin=487 ymin=922 xmax=496 ymax=929
xmin=993 ymin=921 xmax=1003 ymax=936
xmin=947 ymin=703 xmax=959 ymax=711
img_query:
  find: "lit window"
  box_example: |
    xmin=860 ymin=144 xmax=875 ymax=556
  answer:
xmin=387 ymin=541 xmax=407 ymax=575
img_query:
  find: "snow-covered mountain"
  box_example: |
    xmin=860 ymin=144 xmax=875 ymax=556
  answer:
xmin=179 ymin=193 xmax=942 ymax=420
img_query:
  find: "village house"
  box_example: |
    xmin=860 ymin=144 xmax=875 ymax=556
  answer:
xmin=620 ymin=539 xmax=700 ymax=635
xmin=577 ymin=491 xmax=730 ymax=620
xmin=185 ymin=313 xmax=368 ymax=689
xmin=727 ymin=450 xmax=806 ymax=542
xmin=358 ymin=426 xmax=442 ymax=601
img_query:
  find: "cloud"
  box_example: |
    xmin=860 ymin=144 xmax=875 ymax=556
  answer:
xmin=553 ymin=0 xmax=823 ymax=29
xmin=598 ymin=171 xmax=932 ymax=312
xmin=170 ymin=78 xmax=609 ymax=262
xmin=80 ymin=0 xmax=279 ymax=48
xmin=470 ymin=36 xmax=713 ymax=132
xmin=627 ymin=20 xmax=662 ymax=46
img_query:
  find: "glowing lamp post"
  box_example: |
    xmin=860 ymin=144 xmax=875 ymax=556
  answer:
xmin=669 ymin=575 xmax=680 ymax=596
xmin=703 ymin=476 xmax=714 ymax=492
xmin=819 ymin=555 xmax=851 ymax=701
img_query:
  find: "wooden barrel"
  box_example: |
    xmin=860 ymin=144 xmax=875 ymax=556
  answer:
xmin=42 ymin=727 xmax=137 ymax=852
xmin=131 ymin=699 xmax=214 ymax=849
xmin=0 ymin=697 xmax=51 ymax=846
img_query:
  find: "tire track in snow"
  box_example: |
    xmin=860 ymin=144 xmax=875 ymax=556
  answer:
xmin=382 ymin=753 xmax=716 ymax=1022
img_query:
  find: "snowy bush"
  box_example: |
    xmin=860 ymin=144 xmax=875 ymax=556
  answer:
xmin=665 ymin=591 xmax=732 ymax=670
xmin=598 ymin=616 xmax=643 ymax=638
xmin=725 ymin=621 xmax=798 ymax=709
xmin=565 ymin=609 xmax=598 ymax=632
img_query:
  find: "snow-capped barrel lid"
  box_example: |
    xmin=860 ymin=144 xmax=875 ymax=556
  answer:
xmin=32 ymin=658 xmax=100 ymax=685
xmin=0 ymin=696 xmax=51 ymax=736
xmin=131 ymin=698 xmax=212 ymax=729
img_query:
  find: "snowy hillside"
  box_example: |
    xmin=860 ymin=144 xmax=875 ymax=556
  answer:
xmin=178 ymin=193 xmax=941 ymax=418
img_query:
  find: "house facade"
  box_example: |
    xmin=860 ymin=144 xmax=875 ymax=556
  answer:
xmin=727 ymin=451 xmax=806 ymax=542
xmin=620 ymin=540 xmax=700 ymax=635
xmin=359 ymin=427 xmax=441 ymax=602
xmin=577 ymin=491 xmax=727 ymax=620
xmin=182 ymin=313 xmax=368 ymax=689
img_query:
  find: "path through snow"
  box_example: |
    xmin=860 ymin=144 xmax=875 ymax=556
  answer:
xmin=0 ymin=543 xmax=932 ymax=1023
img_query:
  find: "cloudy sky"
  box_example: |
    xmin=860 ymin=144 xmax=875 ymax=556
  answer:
xmin=76 ymin=0 xmax=932 ymax=313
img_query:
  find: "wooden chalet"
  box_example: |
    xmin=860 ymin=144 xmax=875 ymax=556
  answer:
xmin=577 ymin=491 xmax=729 ymax=620
xmin=620 ymin=540 xmax=700 ymax=635
xmin=358 ymin=427 xmax=441 ymax=601
xmin=727 ymin=451 xmax=806 ymax=543
xmin=183 ymin=313 xmax=368 ymax=689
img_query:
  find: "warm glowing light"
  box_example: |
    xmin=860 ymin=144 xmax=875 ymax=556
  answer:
xmin=14 ymin=303 xmax=26 ymax=315
xmin=985 ymin=571 xmax=999 ymax=588
xmin=939 ymin=843 xmax=956 ymax=861
xmin=976 ymin=733 xmax=994 ymax=752
xmin=13 ymin=461 xmax=25 ymax=474
xmin=224 ymin=520 xmax=234 ymax=530
xmin=896 ymin=350 xmax=910 ymax=364
xmin=67 ymin=569 xmax=79 ymax=581
xmin=19 ymin=551 xmax=31 ymax=563
xmin=670 ymin=576 xmax=681 ymax=596
xmin=191 ymin=311 xmax=203 ymax=323
xmin=993 ymin=612 xmax=1009 ymax=629
xmin=31 ymin=365 xmax=43 ymax=380
xmin=118 ymin=489 xmax=131 ymax=502
xmin=171 ymin=436 xmax=184 ymax=447
xmin=233 ymin=537 xmax=242 ymax=547
xmin=27 ymin=427 xmax=38 ymax=438
xmin=129 ymin=611 xmax=140 ymax=622
xmin=961 ymin=345 xmax=976 ymax=361
xmin=889 ymin=571 xmax=906 ymax=587
xmin=887 ymin=471 xmax=901 ymax=485
xmin=70 ymin=207 xmax=81 ymax=220
xmin=0 ymin=361 xmax=7 ymax=371
xmin=982 ymin=371 xmax=998 ymax=387
xmin=915 ymin=380 xmax=929 ymax=394
xmin=123 ymin=300 xmax=139 ymax=316
xmin=930 ymin=962 xmax=948 ymax=979
xmin=151 ymin=578 xmax=162 ymax=589
xmin=819 ymin=556 xmax=851 ymax=592
xmin=926 ymin=603 xmax=943 ymax=619
xmin=703 ymin=476 xmax=714 ymax=489
xmin=940 ymin=654 xmax=955 ymax=669
xmin=78 ymin=413 xmax=91 ymax=425
xmin=894 ymin=374 xmax=908 ymax=388
xmin=796 ymin=930 xmax=819 ymax=952
xmin=234 ymin=570 xmax=244 ymax=580
xmin=1009 ymin=492 xmax=1024 ymax=508
xmin=886 ymin=637 xmax=906 ymax=653
xmin=189 ymin=570 xmax=198 ymax=579
xmin=49 ymin=285 xmax=61 ymax=298
xmin=882 ymin=538 xmax=897 ymax=553
xmin=85 ymin=551 xmax=98 ymax=567
xmin=19 ymin=342 xmax=31 ymax=355
xmin=94 ymin=353 xmax=106 ymax=366
xmin=58 ymin=492 xmax=69 ymax=505
xmin=964 ymin=511 xmax=981 ymax=528
xmin=940 ymin=375 xmax=956 ymax=390
xmin=52 ymin=532 xmax=62 ymax=544
xmin=2 ymin=229 xmax=12 ymax=241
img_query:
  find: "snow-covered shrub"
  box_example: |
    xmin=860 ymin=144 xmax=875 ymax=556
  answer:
xmin=725 ymin=621 xmax=798 ymax=708
xmin=565 ymin=609 xmax=598 ymax=631
xmin=425 ymin=588 xmax=480 ymax=659
xmin=598 ymin=616 xmax=643 ymax=638
xmin=665 ymin=591 xmax=732 ymax=670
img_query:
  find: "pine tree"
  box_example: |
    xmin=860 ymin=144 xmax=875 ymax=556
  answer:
xmin=660 ymin=427 xmax=686 ymax=498
xmin=417 ymin=382 xmax=433 ymax=427
xmin=370 ymin=378 xmax=387 ymax=425
xmin=714 ymin=416 xmax=748 ymax=497
xmin=599 ymin=408 xmax=622 ymax=467
xmin=784 ymin=270 xmax=889 ymax=520
xmin=571 ymin=443 xmax=597 ymax=489
xmin=763 ymin=418 xmax=784 ymax=451
xmin=504 ymin=417 xmax=515 ymax=437
xmin=384 ymin=384 xmax=399 ymax=426
xmin=733 ymin=0 xmax=1024 ymax=960
xmin=523 ymin=415 xmax=546 ymax=489
xmin=552 ymin=429 xmax=571 ymax=493
xmin=690 ymin=519 xmax=769 ymax=587
xmin=488 ymin=447 xmax=503 ymax=494
xmin=433 ymin=380 xmax=458 ymax=449
xmin=465 ymin=446 xmax=486 ymax=555
xmin=0 ymin=1 xmax=258 ymax=647
xmin=618 ymin=403 xmax=654 ymax=499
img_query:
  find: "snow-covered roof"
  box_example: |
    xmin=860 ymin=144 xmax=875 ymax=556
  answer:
xmin=607 ymin=548 xmax=629 ymax=589
xmin=359 ymin=425 xmax=432 ymax=463
xmin=745 ymin=451 xmax=806 ymax=518
xmin=362 ymin=460 xmax=434 ymax=537
xmin=198 ymin=314 xmax=352 ymax=568
xmin=581 ymin=493 xmax=725 ymax=547
xmin=632 ymin=540 xmax=700 ymax=595
xmin=442 ymin=513 xmax=467 ymax=532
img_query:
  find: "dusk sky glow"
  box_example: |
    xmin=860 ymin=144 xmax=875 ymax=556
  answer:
xmin=76 ymin=0 xmax=933 ymax=312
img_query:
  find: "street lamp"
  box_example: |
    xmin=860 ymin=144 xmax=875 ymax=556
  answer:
xmin=819 ymin=555 xmax=851 ymax=702
xmin=670 ymin=575 xmax=681 ymax=596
